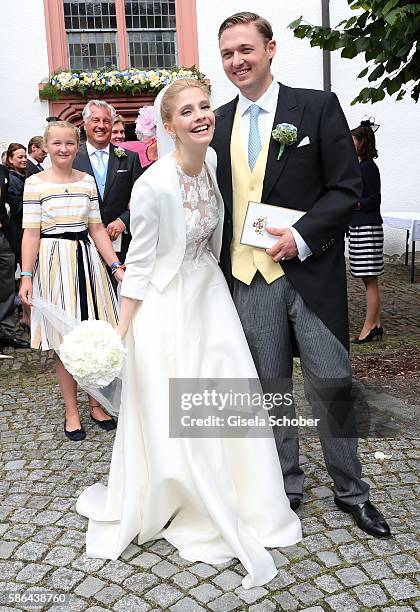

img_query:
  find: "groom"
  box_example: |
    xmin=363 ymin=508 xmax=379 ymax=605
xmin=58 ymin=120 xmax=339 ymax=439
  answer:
xmin=212 ymin=11 xmax=390 ymax=538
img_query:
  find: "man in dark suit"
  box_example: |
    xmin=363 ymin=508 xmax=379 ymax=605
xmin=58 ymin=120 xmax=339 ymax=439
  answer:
xmin=212 ymin=11 xmax=390 ymax=538
xmin=26 ymin=136 xmax=47 ymax=177
xmin=73 ymin=100 xmax=142 ymax=261
xmin=0 ymin=164 xmax=28 ymax=350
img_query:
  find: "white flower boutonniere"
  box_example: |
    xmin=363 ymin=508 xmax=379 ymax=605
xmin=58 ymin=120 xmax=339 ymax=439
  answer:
xmin=272 ymin=123 xmax=298 ymax=160
xmin=114 ymin=147 xmax=127 ymax=158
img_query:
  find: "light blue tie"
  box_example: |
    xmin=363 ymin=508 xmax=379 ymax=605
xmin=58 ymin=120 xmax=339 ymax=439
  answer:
xmin=94 ymin=150 xmax=107 ymax=199
xmin=248 ymin=104 xmax=262 ymax=171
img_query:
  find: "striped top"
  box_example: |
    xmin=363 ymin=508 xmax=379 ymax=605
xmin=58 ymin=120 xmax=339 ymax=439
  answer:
xmin=22 ymin=173 xmax=102 ymax=234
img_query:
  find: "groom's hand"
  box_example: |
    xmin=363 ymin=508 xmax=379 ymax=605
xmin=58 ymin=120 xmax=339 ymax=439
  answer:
xmin=266 ymin=228 xmax=298 ymax=262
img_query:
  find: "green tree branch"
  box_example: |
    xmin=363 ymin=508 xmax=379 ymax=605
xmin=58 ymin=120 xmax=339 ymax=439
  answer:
xmin=288 ymin=0 xmax=420 ymax=104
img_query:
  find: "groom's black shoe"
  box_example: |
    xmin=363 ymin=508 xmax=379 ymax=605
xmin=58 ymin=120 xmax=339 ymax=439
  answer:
xmin=0 ymin=336 xmax=29 ymax=349
xmin=289 ymin=499 xmax=301 ymax=511
xmin=334 ymin=498 xmax=391 ymax=538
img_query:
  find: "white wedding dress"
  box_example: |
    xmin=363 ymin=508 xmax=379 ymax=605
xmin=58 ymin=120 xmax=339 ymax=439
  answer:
xmin=76 ymin=159 xmax=301 ymax=588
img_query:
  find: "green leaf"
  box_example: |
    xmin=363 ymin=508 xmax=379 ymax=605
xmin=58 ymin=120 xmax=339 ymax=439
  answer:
xmin=345 ymin=16 xmax=358 ymax=28
xmin=351 ymin=1 xmax=372 ymax=10
xmin=410 ymin=83 xmax=419 ymax=102
xmin=356 ymin=12 xmax=369 ymax=28
xmin=342 ymin=45 xmax=359 ymax=59
xmin=357 ymin=67 xmax=369 ymax=78
xmin=324 ymin=36 xmax=341 ymax=51
xmin=356 ymin=37 xmax=371 ymax=52
xmin=288 ymin=17 xmax=304 ymax=30
xmin=358 ymin=87 xmax=372 ymax=102
xmin=386 ymin=57 xmax=402 ymax=72
xmin=384 ymin=8 xmax=400 ymax=25
xmin=365 ymin=45 xmax=382 ymax=62
xmin=387 ymin=77 xmax=402 ymax=94
xmin=396 ymin=42 xmax=415 ymax=58
xmin=383 ymin=0 xmax=400 ymax=15
xmin=368 ymin=64 xmax=385 ymax=81
xmin=371 ymin=88 xmax=386 ymax=102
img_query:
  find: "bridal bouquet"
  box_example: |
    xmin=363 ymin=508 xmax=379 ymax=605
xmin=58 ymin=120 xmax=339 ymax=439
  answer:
xmin=60 ymin=320 xmax=127 ymax=388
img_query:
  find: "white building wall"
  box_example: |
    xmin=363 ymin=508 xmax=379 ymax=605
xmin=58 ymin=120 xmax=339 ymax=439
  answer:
xmin=197 ymin=0 xmax=420 ymax=256
xmin=0 ymin=0 xmax=50 ymax=151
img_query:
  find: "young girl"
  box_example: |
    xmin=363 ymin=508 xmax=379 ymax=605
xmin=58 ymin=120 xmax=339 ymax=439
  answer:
xmin=349 ymin=121 xmax=383 ymax=343
xmin=19 ymin=121 xmax=124 ymax=440
xmin=76 ymin=80 xmax=301 ymax=588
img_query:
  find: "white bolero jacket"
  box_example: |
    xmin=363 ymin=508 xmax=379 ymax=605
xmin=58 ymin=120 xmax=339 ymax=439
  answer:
xmin=120 ymin=148 xmax=224 ymax=301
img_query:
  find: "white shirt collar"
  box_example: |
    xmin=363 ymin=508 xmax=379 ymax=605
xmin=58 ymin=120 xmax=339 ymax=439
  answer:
xmin=27 ymin=155 xmax=39 ymax=166
xmin=238 ymin=78 xmax=279 ymax=116
xmin=86 ymin=141 xmax=110 ymax=157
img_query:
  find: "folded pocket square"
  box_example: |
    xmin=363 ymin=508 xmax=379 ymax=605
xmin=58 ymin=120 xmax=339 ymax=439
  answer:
xmin=117 ymin=169 xmax=128 ymax=173
xmin=297 ymin=136 xmax=310 ymax=148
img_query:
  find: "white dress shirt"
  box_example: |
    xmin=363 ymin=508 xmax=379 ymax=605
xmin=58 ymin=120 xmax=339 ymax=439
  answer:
xmin=238 ymin=79 xmax=312 ymax=262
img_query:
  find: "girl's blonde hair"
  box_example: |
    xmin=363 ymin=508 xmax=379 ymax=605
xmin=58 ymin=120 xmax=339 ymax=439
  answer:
xmin=160 ymin=79 xmax=210 ymax=124
xmin=44 ymin=120 xmax=80 ymax=145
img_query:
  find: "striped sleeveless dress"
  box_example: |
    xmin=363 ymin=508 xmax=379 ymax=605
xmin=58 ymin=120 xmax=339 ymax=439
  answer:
xmin=22 ymin=173 xmax=118 ymax=350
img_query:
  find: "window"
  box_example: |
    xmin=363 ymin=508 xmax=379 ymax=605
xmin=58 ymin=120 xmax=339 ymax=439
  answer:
xmin=125 ymin=1 xmax=177 ymax=69
xmin=64 ymin=1 xmax=118 ymax=70
xmin=43 ymin=0 xmax=198 ymax=75
xmin=63 ymin=0 xmax=177 ymax=70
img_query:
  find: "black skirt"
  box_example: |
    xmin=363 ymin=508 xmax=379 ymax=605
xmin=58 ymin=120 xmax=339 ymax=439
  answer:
xmin=348 ymin=225 xmax=384 ymax=277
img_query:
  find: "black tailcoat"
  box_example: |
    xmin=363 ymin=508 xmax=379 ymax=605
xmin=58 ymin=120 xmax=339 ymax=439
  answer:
xmin=211 ymin=83 xmax=362 ymax=349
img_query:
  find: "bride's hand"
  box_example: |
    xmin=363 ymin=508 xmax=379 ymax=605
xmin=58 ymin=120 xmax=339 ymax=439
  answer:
xmin=117 ymin=325 xmax=127 ymax=338
xmin=117 ymin=296 xmax=139 ymax=340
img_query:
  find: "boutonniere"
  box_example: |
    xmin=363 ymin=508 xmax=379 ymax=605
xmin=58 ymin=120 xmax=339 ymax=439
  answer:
xmin=114 ymin=147 xmax=127 ymax=158
xmin=272 ymin=123 xmax=298 ymax=160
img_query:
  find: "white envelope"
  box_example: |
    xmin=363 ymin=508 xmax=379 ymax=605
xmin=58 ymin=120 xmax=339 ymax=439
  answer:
xmin=240 ymin=201 xmax=306 ymax=250
xmin=297 ymin=136 xmax=310 ymax=147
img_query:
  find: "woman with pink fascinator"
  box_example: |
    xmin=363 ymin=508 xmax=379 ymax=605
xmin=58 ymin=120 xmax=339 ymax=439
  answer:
xmin=118 ymin=105 xmax=158 ymax=171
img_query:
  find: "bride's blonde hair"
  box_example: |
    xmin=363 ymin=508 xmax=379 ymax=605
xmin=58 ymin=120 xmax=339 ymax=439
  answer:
xmin=160 ymin=79 xmax=210 ymax=124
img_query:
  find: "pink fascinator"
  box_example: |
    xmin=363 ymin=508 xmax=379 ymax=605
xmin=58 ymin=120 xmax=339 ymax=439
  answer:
xmin=136 ymin=105 xmax=157 ymax=141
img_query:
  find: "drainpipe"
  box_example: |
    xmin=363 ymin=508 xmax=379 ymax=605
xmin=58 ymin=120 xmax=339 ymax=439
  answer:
xmin=322 ymin=0 xmax=332 ymax=91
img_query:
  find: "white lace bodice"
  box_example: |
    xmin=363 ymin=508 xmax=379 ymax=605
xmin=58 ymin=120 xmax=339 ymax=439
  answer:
xmin=175 ymin=160 xmax=219 ymax=263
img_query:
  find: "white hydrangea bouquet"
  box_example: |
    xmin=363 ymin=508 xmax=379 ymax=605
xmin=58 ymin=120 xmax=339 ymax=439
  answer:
xmin=59 ymin=320 xmax=127 ymax=388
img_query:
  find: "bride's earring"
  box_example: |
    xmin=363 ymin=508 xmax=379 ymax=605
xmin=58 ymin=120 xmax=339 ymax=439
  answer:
xmin=170 ymin=132 xmax=177 ymax=142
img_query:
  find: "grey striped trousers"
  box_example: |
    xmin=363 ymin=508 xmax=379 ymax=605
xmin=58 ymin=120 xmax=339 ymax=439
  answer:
xmin=233 ymin=273 xmax=370 ymax=504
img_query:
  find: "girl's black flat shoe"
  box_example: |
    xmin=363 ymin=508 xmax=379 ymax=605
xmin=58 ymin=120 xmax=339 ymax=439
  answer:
xmin=351 ymin=325 xmax=383 ymax=344
xmin=64 ymin=421 xmax=86 ymax=441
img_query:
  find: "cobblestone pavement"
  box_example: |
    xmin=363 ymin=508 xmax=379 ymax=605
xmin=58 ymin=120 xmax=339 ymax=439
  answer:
xmin=0 ymin=262 xmax=419 ymax=612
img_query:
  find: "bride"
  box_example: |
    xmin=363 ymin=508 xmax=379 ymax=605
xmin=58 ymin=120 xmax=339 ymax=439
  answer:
xmin=76 ymin=78 xmax=301 ymax=589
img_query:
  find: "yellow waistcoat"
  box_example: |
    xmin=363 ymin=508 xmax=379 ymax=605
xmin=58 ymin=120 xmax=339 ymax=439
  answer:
xmin=230 ymin=106 xmax=284 ymax=284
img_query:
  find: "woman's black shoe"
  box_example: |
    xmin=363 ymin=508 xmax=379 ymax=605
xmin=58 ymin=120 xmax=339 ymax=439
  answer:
xmin=64 ymin=421 xmax=86 ymax=441
xmin=351 ymin=325 xmax=383 ymax=344
xmin=90 ymin=414 xmax=117 ymax=431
